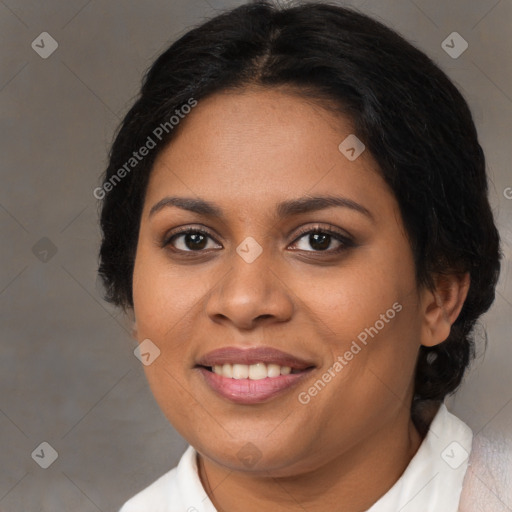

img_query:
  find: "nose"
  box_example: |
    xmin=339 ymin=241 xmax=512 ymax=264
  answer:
xmin=204 ymin=245 xmax=294 ymax=331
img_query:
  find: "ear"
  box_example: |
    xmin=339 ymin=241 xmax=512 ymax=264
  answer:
xmin=420 ymin=272 xmax=470 ymax=347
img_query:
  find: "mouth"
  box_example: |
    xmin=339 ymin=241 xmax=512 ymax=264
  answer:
xmin=195 ymin=346 xmax=316 ymax=404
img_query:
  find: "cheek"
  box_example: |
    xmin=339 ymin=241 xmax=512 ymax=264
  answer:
xmin=132 ymin=246 xmax=208 ymax=340
xmin=341 ymin=295 xmax=421 ymax=408
xmin=304 ymin=252 xmax=420 ymax=395
xmin=303 ymin=260 xmax=411 ymax=341
xmin=132 ymin=255 xmax=201 ymax=423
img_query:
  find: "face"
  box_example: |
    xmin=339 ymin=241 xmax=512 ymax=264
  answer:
xmin=132 ymin=86 xmax=427 ymax=476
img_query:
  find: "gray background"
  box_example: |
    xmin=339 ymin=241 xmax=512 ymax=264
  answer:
xmin=1 ymin=0 xmax=511 ymax=510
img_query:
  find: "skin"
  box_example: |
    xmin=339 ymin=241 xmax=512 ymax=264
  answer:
xmin=131 ymin=86 xmax=470 ymax=511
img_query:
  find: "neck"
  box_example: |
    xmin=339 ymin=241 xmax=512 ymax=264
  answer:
xmin=198 ymin=412 xmax=424 ymax=512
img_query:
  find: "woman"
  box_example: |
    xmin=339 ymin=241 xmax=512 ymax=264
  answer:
xmin=97 ymin=2 xmax=503 ymax=510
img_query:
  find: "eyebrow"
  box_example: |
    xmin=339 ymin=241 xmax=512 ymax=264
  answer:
xmin=148 ymin=195 xmax=374 ymax=222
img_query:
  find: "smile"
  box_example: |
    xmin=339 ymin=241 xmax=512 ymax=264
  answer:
xmin=195 ymin=346 xmax=316 ymax=404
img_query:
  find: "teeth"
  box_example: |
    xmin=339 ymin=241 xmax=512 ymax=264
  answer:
xmin=267 ymin=364 xmax=281 ymax=378
xmin=249 ymin=363 xmax=267 ymax=380
xmin=211 ymin=363 xmax=295 ymax=379
xmin=232 ymin=364 xmax=249 ymax=379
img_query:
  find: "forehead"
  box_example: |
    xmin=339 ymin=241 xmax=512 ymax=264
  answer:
xmin=144 ymin=87 xmax=391 ymax=217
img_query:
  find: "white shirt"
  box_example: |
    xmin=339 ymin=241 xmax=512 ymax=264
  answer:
xmin=119 ymin=403 xmax=473 ymax=512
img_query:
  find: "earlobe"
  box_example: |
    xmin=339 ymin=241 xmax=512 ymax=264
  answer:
xmin=421 ymin=272 xmax=470 ymax=347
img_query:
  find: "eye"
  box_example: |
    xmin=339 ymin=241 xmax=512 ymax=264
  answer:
xmin=163 ymin=227 xmax=221 ymax=252
xmin=289 ymin=226 xmax=353 ymax=253
xmin=162 ymin=225 xmax=354 ymax=255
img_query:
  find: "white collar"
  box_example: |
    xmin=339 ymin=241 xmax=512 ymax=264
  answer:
xmin=366 ymin=403 xmax=473 ymax=511
xmin=119 ymin=403 xmax=473 ymax=512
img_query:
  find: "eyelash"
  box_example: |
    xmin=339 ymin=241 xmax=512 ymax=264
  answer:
xmin=161 ymin=224 xmax=354 ymax=255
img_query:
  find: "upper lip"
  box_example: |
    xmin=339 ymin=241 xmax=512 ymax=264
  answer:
xmin=196 ymin=346 xmax=316 ymax=370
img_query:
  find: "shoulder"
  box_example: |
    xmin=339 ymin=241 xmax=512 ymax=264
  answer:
xmin=458 ymin=429 xmax=512 ymax=512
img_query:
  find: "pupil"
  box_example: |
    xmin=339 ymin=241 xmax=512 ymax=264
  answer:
xmin=187 ymin=233 xmax=207 ymax=250
xmin=310 ymin=233 xmax=330 ymax=251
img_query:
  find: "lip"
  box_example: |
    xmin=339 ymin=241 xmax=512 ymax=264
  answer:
xmin=197 ymin=366 xmax=314 ymax=404
xmin=196 ymin=346 xmax=315 ymax=370
xmin=195 ymin=346 xmax=316 ymax=404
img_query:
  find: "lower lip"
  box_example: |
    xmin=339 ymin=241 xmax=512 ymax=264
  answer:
xmin=197 ymin=367 xmax=314 ymax=404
